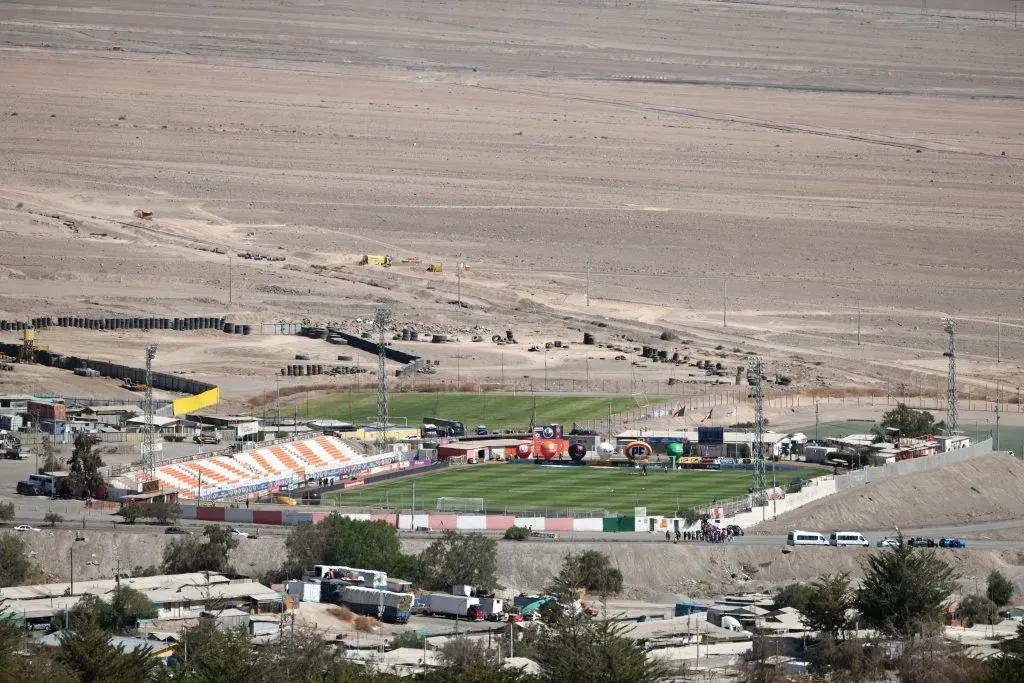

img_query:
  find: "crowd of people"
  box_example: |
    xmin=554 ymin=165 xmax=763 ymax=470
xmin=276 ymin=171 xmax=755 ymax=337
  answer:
xmin=665 ymin=520 xmax=737 ymax=544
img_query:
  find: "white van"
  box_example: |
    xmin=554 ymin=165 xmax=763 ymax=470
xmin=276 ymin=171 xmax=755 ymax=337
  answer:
xmin=829 ymin=531 xmax=869 ymax=547
xmin=787 ymin=530 xmax=829 ymax=546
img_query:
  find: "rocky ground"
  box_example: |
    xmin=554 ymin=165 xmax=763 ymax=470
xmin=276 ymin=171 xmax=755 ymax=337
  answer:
xmin=0 ymin=0 xmax=1022 ymax=412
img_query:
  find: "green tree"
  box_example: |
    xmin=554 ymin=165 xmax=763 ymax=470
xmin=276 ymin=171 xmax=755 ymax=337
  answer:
xmin=66 ymin=434 xmax=105 ymax=496
xmin=145 ymin=501 xmax=181 ymax=525
xmin=773 ymin=583 xmax=813 ymax=612
xmin=855 ymin=539 xmax=958 ymax=639
xmin=0 ymin=607 xmax=21 ymax=681
xmin=0 ymin=534 xmax=35 ymax=587
xmin=420 ymin=530 xmax=499 ymax=591
xmin=39 ymin=436 xmax=62 ymax=474
xmin=873 ymin=403 xmax=943 ymax=440
xmin=162 ymin=525 xmax=238 ymax=574
xmin=549 ymin=550 xmax=623 ymax=600
xmin=532 ymin=612 xmax=673 ymax=683
xmin=958 ymin=594 xmax=998 ymax=627
xmin=802 ymin=573 xmax=854 ymax=640
xmin=986 ymin=569 xmax=1014 ymax=607
xmin=0 ymin=502 xmax=14 ymax=523
xmin=118 ymin=502 xmax=143 ymax=524
xmin=278 ymin=514 xmax=409 ymax=580
xmin=169 ymin=619 xmax=263 ymax=682
xmin=56 ymin=618 xmax=159 ymax=683
xmin=44 ymin=512 xmax=64 ymax=527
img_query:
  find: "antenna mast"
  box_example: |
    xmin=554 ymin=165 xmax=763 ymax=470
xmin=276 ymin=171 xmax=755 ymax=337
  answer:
xmin=748 ymin=356 xmax=767 ymax=512
xmin=374 ymin=308 xmax=392 ymax=449
xmin=143 ymin=344 xmax=159 ymax=477
xmin=942 ymin=318 xmax=958 ymax=435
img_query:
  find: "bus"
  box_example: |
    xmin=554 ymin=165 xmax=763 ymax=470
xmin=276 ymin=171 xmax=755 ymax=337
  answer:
xmin=422 ymin=417 xmax=465 ymax=438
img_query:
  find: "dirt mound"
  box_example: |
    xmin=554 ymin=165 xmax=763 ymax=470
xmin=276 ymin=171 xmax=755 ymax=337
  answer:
xmin=401 ymin=538 xmax=1024 ymax=600
xmin=757 ymin=453 xmax=1024 ymax=534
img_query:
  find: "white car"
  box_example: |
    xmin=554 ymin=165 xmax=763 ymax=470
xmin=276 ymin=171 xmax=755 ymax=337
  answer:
xmin=877 ymin=537 xmax=900 ymax=548
xmin=14 ymin=524 xmax=40 ymax=532
xmin=231 ymin=529 xmax=250 ymax=539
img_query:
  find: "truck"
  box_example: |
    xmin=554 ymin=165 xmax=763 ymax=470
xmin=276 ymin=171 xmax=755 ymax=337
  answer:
xmin=478 ymin=597 xmax=505 ymax=619
xmin=333 ymin=586 xmax=413 ymax=624
xmin=310 ymin=564 xmax=387 ymax=589
xmin=426 ymin=594 xmax=484 ymax=621
xmin=360 ymin=254 xmax=393 ymax=266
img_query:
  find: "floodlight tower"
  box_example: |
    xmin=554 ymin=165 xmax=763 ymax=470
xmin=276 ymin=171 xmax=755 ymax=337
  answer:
xmin=374 ymin=308 xmax=392 ymax=449
xmin=143 ymin=344 xmax=159 ymax=477
xmin=748 ymin=356 xmax=768 ymax=506
xmin=942 ymin=318 xmax=959 ymax=436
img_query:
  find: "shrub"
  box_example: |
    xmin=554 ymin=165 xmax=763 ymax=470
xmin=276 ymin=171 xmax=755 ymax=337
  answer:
xmin=352 ymin=615 xmax=379 ymax=632
xmin=659 ymin=331 xmax=677 ymax=341
xmin=503 ymin=525 xmax=531 ymax=541
xmin=43 ymin=512 xmax=63 ymax=528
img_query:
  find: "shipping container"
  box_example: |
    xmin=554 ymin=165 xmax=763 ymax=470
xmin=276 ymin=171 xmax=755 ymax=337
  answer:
xmin=27 ymin=400 xmax=67 ymax=421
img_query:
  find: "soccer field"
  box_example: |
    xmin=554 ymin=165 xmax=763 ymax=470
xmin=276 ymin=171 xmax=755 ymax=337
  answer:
xmin=323 ymin=464 xmax=829 ymax=517
xmin=297 ymin=392 xmax=647 ymax=432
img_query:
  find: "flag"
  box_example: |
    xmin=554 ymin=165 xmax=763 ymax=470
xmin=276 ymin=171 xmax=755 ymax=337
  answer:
xmin=701 ymin=408 xmax=713 ymax=423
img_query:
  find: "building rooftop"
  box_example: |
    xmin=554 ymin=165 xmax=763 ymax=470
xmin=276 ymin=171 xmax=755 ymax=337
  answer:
xmin=126 ymin=415 xmax=180 ymax=428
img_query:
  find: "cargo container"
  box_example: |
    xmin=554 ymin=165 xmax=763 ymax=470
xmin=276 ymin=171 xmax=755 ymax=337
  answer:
xmin=427 ymin=594 xmax=483 ymax=620
xmin=360 ymin=255 xmax=393 ymax=266
xmin=310 ymin=565 xmax=387 ymax=590
xmin=0 ymin=414 xmax=23 ymax=431
xmin=337 ymin=586 xmax=413 ymax=624
xmin=27 ymin=401 xmax=67 ymax=421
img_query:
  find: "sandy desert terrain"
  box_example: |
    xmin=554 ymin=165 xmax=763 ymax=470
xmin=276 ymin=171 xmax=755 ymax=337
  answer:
xmin=1 ymin=0 xmax=1022 ymax=406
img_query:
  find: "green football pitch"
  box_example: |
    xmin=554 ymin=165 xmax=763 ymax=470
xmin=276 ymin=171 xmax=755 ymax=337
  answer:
xmin=296 ymin=392 xmax=649 ymax=432
xmin=323 ymin=464 xmax=830 ymax=517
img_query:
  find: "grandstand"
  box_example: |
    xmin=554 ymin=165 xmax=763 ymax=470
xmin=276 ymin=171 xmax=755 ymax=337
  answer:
xmin=110 ymin=435 xmax=395 ymax=500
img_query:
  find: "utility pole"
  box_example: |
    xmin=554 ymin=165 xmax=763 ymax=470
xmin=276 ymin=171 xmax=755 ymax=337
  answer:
xmin=586 ymin=260 xmax=591 ymax=307
xmin=997 ymin=317 xmax=1001 ymax=363
xmin=456 ymin=262 xmax=463 ymax=308
xmin=723 ymin=280 xmax=728 ymax=328
xmin=375 ymin=307 xmax=392 ymax=449
xmin=857 ymin=303 xmax=861 ymax=346
xmin=228 ymin=253 xmax=233 ymax=306
xmin=995 ymin=382 xmax=1001 ymax=450
xmin=814 ymin=402 xmax=819 ymax=442
xmin=749 ymin=356 xmax=767 ymax=519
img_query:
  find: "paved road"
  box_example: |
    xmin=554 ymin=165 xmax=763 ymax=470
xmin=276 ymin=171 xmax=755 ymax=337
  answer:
xmin=6 ymin=496 xmax=1024 ymax=549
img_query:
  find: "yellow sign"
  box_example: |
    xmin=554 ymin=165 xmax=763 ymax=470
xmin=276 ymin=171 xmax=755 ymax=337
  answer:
xmin=171 ymin=387 xmax=221 ymax=416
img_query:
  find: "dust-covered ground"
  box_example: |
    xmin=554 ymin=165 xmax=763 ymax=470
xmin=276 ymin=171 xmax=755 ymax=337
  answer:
xmin=757 ymin=452 xmax=1024 ymax=533
xmin=1 ymin=0 xmax=1023 ymax=407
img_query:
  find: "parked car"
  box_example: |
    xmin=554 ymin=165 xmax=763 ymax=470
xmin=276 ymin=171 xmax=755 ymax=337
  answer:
xmin=14 ymin=524 xmax=40 ymax=532
xmin=164 ymin=526 xmax=192 ymax=535
xmin=907 ymin=537 xmax=936 ymax=548
xmin=231 ymin=528 xmax=251 ymax=539
xmin=727 ymin=525 xmax=745 ymax=537
xmin=877 ymin=537 xmax=901 ymax=548
xmin=830 ymin=531 xmax=869 ymax=548
xmin=939 ymin=537 xmax=966 ymax=548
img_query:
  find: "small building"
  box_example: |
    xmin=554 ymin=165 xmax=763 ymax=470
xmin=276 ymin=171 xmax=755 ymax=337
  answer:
xmin=204 ymin=607 xmax=250 ymax=631
xmin=437 ymin=442 xmax=491 ymax=463
xmin=125 ymin=415 xmax=181 ymax=433
xmin=81 ymin=405 xmax=142 ymax=427
xmin=935 ymin=435 xmax=971 ymax=452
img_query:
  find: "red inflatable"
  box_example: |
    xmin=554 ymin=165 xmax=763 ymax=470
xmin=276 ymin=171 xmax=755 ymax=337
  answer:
xmin=538 ymin=440 xmax=559 ymax=461
xmin=516 ymin=443 xmax=534 ymax=459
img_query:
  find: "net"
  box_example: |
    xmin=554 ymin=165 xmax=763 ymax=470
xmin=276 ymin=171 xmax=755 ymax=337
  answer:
xmin=436 ymin=496 xmax=485 ymax=513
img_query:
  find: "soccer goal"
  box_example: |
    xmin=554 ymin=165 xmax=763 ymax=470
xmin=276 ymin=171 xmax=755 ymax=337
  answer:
xmin=436 ymin=497 xmax=486 ymax=513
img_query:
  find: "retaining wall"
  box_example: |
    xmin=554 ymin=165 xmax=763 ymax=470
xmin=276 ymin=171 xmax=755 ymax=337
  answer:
xmin=834 ymin=439 xmax=993 ymax=491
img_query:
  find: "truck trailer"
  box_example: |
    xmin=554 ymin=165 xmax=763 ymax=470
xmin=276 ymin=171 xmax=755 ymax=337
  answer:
xmin=426 ymin=594 xmax=484 ymax=621
xmin=336 ymin=586 xmax=414 ymax=624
